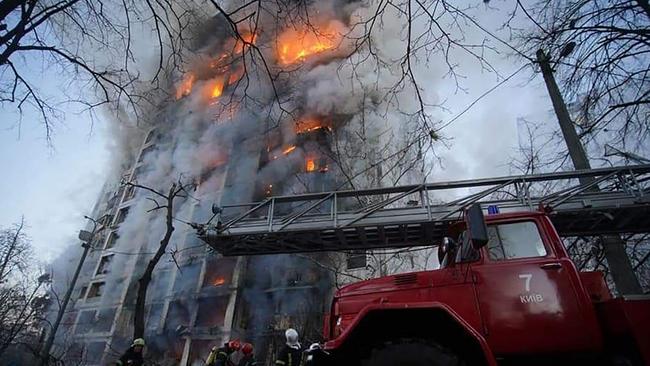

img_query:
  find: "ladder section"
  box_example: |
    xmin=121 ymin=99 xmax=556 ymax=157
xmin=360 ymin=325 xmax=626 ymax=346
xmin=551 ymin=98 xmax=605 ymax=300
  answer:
xmin=198 ymin=165 xmax=650 ymax=256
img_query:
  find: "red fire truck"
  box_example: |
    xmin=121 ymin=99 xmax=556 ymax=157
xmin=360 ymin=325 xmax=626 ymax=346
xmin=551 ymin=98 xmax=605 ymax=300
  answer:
xmin=201 ymin=166 xmax=650 ymax=365
xmin=308 ymin=205 xmax=650 ymax=366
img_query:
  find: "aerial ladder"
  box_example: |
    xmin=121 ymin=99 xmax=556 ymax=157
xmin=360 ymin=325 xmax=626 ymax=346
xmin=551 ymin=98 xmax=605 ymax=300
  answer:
xmin=195 ymin=165 xmax=650 ymax=366
xmin=198 ymin=164 xmax=650 ymax=256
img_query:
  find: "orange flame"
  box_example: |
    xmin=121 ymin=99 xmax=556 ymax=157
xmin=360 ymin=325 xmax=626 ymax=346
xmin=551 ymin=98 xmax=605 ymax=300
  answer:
xmin=283 ymin=146 xmax=297 ymax=155
xmin=295 ymin=118 xmax=331 ymax=134
xmin=234 ymin=32 xmax=257 ymax=54
xmin=277 ymin=23 xmax=342 ymax=65
xmin=176 ymin=73 xmax=195 ymax=99
xmin=211 ymin=78 xmax=225 ymax=99
xmin=213 ymin=277 xmax=226 ymax=286
xmin=306 ymin=159 xmax=316 ymax=172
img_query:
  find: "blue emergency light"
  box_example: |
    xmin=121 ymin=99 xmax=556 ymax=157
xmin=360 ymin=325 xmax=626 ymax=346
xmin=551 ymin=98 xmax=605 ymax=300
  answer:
xmin=487 ymin=205 xmax=500 ymax=215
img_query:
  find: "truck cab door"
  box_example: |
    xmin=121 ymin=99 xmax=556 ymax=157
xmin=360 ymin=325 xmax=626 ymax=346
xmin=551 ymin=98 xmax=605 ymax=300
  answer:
xmin=472 ymin=218 xmax=601 ymax=356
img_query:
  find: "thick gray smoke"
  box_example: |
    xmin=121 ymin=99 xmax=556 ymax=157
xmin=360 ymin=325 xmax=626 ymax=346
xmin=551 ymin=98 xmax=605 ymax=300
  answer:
xmin=57 ymin=0 xmax=445 ymax=363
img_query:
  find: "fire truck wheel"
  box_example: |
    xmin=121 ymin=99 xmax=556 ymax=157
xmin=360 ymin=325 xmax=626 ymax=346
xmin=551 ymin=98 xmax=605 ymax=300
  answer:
xmin=362 ymin=339 xmax=463 ymax=366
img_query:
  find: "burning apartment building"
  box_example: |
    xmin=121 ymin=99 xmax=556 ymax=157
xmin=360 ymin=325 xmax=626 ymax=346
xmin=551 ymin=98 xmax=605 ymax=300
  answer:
xmin=47 ymin=1 xmax=436 ymax=365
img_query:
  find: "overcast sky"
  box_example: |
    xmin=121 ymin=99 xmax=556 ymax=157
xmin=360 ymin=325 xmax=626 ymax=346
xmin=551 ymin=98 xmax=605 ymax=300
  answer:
xmin=0 ymin=3 xmax=556 ymax=264
xmin=0 ymin=104 xmax=110 ymax=263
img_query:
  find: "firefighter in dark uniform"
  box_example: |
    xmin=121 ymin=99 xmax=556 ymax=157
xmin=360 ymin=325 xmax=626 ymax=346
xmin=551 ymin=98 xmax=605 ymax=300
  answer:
xmin=275 ymin=328 xmax=303 ymax=366
xmin=238 ymin=343 xmax=258 ymax=366
xmin=206 ymin=339 xmax=241 ymax=366
xmin=116 ymin=338 xmax=145 ymax=366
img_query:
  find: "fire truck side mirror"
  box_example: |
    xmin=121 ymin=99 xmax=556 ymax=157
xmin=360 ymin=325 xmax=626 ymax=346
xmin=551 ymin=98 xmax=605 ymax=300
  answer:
xmin=465 ymin=204 xmax=489 ymax=249
xmin=438 ymin=237 xmax=456 ymax=260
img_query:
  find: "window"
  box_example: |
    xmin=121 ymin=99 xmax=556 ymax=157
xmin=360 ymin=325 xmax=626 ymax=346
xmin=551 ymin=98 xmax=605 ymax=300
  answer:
xmin=87 ymin=282 xmax=105 ymax=299
xmin=115 ymin=207 xmax=129 ymax=226
xmin=346 ymin=251 xmax=367 ymax=270
xmin=78 ymin=285 xmax=88 ymax=300
xmin=124 ymin=185 xmax=136 ymax=201
xmin=105 ymin=231 xmax=119 ymax=249
xmin=98 ymin=213 xmax=113 ymax=227
xmin=96 ymin=255 xmax=114 ymax=275
xmin=486 ymin=221 xmax=547 ymax=261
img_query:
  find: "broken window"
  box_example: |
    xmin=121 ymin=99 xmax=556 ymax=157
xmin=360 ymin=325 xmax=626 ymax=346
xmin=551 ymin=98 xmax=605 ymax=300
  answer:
xmin=87 ymin=282 xmax=105 ymax=299
xmin=115 ymin=207 xmax=130 ymax=226
xmin=346 ymin=251 xmax=367 ymax=270
xmin=202 ymin=257 xmax=236 ymax=288
xmin=105 ymin=231 xmax=119 ymax=249
xmin=96 ymin=255 xmax=114 ymax=275
xmin=164 ymin=300 xmax=192 ymax=333
xmin=195 ymin=296 xmax=229 ymax=328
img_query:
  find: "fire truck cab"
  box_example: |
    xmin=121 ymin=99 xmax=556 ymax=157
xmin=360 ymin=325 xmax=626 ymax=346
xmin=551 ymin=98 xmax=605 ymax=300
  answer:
xmin=312 ymin=207 xmax=650 ymax=366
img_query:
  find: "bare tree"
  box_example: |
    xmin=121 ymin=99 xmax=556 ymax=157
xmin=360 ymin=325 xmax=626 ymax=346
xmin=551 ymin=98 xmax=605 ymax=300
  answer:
xmin=0 ymin=0 xmax=201 ymax=141
xmin=505 ymin=117 xmax=650 ymax=293
xmin=0 ymin=218 xmax=51 ymax=360
xmin=509 ymin=0 xmax=650 ymax=153
xmin=122 ymin=179 xmax=195 ymax=339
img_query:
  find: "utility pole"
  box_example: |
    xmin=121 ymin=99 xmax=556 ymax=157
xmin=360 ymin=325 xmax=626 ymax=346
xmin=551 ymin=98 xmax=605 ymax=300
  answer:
xmin=39 ymin=217 xmax=97 ymax=366
xmin=537 ymin=49 xmax=642 ymax=295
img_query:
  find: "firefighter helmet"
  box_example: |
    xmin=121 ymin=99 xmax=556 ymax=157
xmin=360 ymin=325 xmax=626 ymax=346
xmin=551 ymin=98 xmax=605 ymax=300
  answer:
xmin=228 ymin=339 xmax=242 ymax=350
xmin=285 ymin=328 xmax=299 ymax=346
xmin=132 ymin=338 xmax=146 ymax=347
xmin=242 ymin=343 xmax=254 ymax=355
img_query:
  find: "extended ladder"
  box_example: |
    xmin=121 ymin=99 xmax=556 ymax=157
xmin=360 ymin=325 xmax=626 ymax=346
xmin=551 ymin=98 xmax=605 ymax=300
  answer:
xmin=198 ymin=165 xmax=650 ymax=256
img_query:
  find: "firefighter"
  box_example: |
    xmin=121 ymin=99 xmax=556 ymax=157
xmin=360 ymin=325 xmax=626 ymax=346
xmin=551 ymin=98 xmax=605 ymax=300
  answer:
xmin=238 ymin=343 xmax=258 ymax=366
xmin=116 ymin=338 xmax=145 ymax=366
xmin=206 ymin=339 xmax=241 ymax=366
xmin=275 ymin=328 xmax=303 ymax=366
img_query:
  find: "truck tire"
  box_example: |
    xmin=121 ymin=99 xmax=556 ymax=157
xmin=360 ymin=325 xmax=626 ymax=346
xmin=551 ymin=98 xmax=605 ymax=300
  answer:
xmin=362 ymin=339 xmax=464 ymax=366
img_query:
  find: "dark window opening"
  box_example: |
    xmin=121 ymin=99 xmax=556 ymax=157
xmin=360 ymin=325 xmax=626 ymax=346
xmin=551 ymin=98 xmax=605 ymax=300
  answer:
xmin=78 ymin=285 xmax=88 ymax=301
xmin=124 ymin=185 xmax=136 ymax=201
xmin=346 ymin=251 xmax=367 ymax=270
xmin=115 ymin=207 xmax=130 ymax=226
xmin=202 ymin=258 xmax=236 ymax=288
xmin=87 ymin=282 xmax=105 ymax=298
xmin=96 ymin=255 xmax=114 ymax=275
xmin=106 ymin=231 xmax=119 ymax=249
xmin=195 ymin=296 xmax=229 ymax=328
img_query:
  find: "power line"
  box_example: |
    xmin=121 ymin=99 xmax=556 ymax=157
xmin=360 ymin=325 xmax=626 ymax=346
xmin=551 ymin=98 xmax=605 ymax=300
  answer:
xmin=438 ymin=64 xmax=529 ymax=131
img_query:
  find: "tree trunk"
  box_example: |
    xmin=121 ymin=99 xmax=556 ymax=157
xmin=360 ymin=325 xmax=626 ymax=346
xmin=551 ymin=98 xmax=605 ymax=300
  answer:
xmin=133 ymin=185 xmax=176 ymax=339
